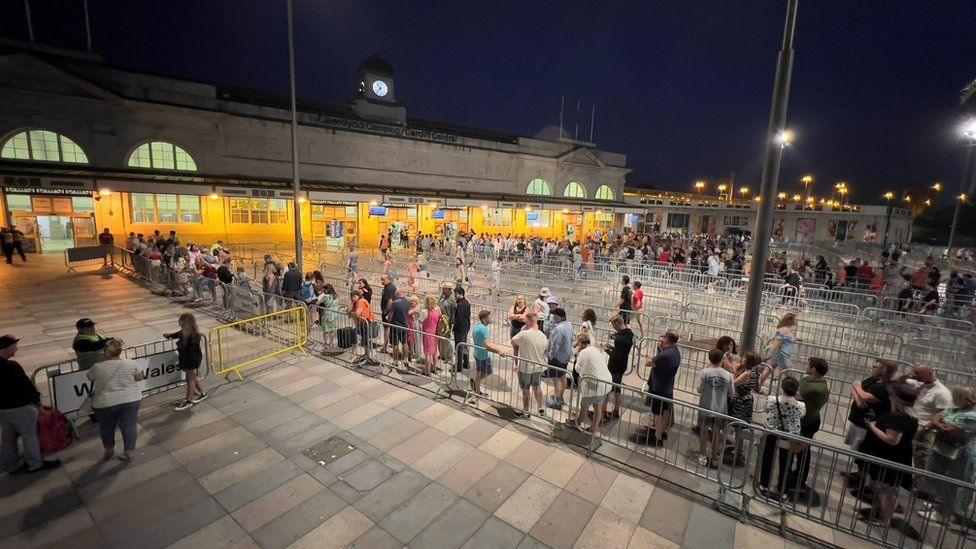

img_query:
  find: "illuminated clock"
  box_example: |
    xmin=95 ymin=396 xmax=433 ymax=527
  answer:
xmin=372 ymin=80 xmax=389 ymax=97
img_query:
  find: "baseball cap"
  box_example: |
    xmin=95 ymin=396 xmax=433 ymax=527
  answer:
xmin=0 ymin=335 xmax=19 ymax=350
xmin=75 ymin=318 xmax=96 ymax=329
xmin=539 ymin=287 xmax=551 ymax=297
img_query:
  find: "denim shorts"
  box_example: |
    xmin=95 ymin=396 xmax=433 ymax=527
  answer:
xmin=518 ymin=371 xmax=541 ymax=389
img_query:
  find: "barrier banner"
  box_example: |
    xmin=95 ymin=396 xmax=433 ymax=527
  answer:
xmin=52 ymin=350 xmax=183 ymax=413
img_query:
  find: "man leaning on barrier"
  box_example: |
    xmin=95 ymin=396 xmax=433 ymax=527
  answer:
xmin=630 ymin=330 xmax=681 ymax=446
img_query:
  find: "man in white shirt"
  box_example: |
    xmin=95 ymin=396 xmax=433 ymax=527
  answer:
xmin=511 ymin=312 xmax=548 ymax=418
xmin=532 ymin=288 xmax=551 ymax=331
xmin=901 ymin=364 xmax=952 ymax=468
xmin=572 ymin=333 xmax=612 ymax=437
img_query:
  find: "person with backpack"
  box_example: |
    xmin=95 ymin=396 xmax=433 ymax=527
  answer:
xmin=436 ymin=282 xmax=456 ymax=364
xmin=87 ymin=339 xmax=145 ymax=462
xmin=0 ymin=335 xmax=61 ymax=473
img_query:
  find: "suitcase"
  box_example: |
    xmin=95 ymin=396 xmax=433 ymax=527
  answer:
xmin=338 ymin=326 xmax=357 ymax=349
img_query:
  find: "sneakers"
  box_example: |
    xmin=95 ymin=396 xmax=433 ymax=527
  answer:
xmin=10 ymin=460 xmax=61 ymax=474
xmin=467 ymin=395 xmax=479 ymax=406
xmin=191 ymin=392 xmax=208 ymax=404
xmin=538 ymin=408 xmax=546 ymax=418
xmin=174 ymin=400 xmax=194 ymax=411
xmin=696 ymin=455 xmax=709 ymax=466
xmin=545 ymin=396 xmax=564 ymax=410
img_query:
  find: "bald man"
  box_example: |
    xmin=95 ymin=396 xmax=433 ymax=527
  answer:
xmin=901 ymin=364 xmax=952 ymax=468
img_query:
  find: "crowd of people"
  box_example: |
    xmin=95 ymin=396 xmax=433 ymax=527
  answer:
xmin=1 ymin=311 xmax=206 ymax=473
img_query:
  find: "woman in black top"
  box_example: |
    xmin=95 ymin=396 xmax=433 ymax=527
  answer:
xmin=165 ymin=313 xmax=206 ymax=411
xmin=856 ymin=383 xmax=918 ymax=527
xmin=507 ymin=295 xmax=527 ymax=340
xmin=358 ymin=278 xmax=373 ymax=305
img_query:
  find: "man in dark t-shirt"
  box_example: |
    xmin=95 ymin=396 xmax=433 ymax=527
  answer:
xmin=389 ymin=290 xmax=412 ymax=365
xmin=603 ymin=316 xmax=634 ymax=419
xmin=630 ymin=331 xmax=680 ymax=446
xmin=617 ymin=275 xmax=633 ymax=325
xmin=844 ymin=359 xmax=897 ymax=485
xmin=379 ymin=274 xmax=397 ymax=353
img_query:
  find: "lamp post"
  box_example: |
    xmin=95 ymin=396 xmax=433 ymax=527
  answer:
xmin=741 ymin=0 xmax=800 ymax=353
xmin=286 ymin=0 xmax=303 ymax=271
xmin=718 ymin=184 xmax=728 ymax=201
xmin=694 ymin=181 xmax=706 ymax=196
xmin=801 ymin=174 xmax=813 ymax=201
xmin=947 ymin=119 xmax=976 ymax=258
xmin=881 ymin=191 xmax=894 ymax=248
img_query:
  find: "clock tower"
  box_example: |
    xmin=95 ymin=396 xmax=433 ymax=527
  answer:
xmin=352 ymin=53 xmax=406 ymax=125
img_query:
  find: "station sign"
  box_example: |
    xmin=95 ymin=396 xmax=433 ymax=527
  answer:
xmin=3 ymin=175 xmax=93 ymax=194
xmin=51 ymin=351 xmax=183 ymax=414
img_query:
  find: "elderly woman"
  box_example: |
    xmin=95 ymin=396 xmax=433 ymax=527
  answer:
xmin=918 ymin=386 xmax=976 ymax=525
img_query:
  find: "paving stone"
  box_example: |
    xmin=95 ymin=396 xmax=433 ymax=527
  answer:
xmin=232 ymin=396 xmax=295 ymax=424
xmin=250 ymin=487 xmax=347 ymax=549
xmin=167 ymin=515 xmax=255 ymax=549
xmin=254 ymin=413 xmax=324 ymax=443
xmin=330 ymin=479 xmax=365 ymax=503
xmin=367 ymin=417 xmax=427 ymax=451
xmin=479 ymin=428 xmax=527 ymax=460
xmin=348 ymin=526 xmax=402 ymax=549
xmin=681 ymin=504 xmax=737 ymax=549
xmin=77 ymin=454 xmax=182 ymax=502
xmin=733 ymin=522 xmax=787 ymax=549
xmin=231 ymin=474 xmax=324 ymax=532
xmin=637 ymin=486 xmax=692 ymax=544
xmin=408 ymin=497 xmax=488 ymax=548
xmin=214 ymin=458 xmax=304 ymax=511
xmin=437 ymin=449 xmax=500 ymax=496
xmin=198 ymin=447 xmax=285 ymax=494
xmin=461 ymin=516 xmax=526 ymax=549
xmin=270 ymin=422 xmax=340 ymax=457
xmin=326 ymin=448 xmax=370 ymax=476
xmin=628 ymin=526 xmax=680 ymax=548
xmin=494 ymin=475 xmax=562 ymax=532
xmin=0 ymin=507 xmax=93 ymax=548
xmin=289 ymin=505 xmax=374 ymax=549
xmin=343 ymin=459 xmax=396 ymax=491
xmin=242 ymin=404 xmax=310 ymax=433
xmin=565 ymin=459 xmax=619 ymax=505
xmin=455 ymin=420 xmax=502 ymax=447
xmin=388 ymin=426 xmax=450 ymax=464
xmin=353 ymin=468 xmax=431 ymax=522
xmin=108 ymin=497 xmax=227 ymax=549
xmin=465 ymin=461 xmax=530 ymax=513
xmin=170 ymin=425 xmax=254 ymax=464
xmin=574 ymin=507 xmax=636 ymax=549
xmin=379 ymin=482 xmax=458 ymax=543
xmin=84 ymin=466 xmax=196 ymax=522
xmin=515 ymin=535 xmax=550 ymax=549
xmin=95 ymin=479 xmax=210 ymax=543
xmin=599 ymin=473 xmax=654 ymax=524
xmin=184 ymin=436 xmax=269 ymax=478
xmin=346 ymin=408 xmax=409 ymax=441
xmin=44 ymin=525 xmax=106 ymax=549
xmin=533 ymin=448 xmax=585 ymax=488
xmin=413 ymin=438 xmax=475 ymax=479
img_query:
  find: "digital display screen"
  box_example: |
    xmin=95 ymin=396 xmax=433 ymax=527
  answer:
xmin=369 ymin=206 xmax=387 ymax=216
xmin=432 ymin=210 xmax=445 ymax=219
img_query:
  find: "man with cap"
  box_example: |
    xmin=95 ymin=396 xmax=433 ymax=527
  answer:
xmin=545 ymin=308 xmax=574 ymax=410
xmin=532 ymin=288 xmax=551 ymax=331
xmin=0 ymin=335 xmax=61 ymax=474
xmin=542 ymin=295 xmax=560 ymax=336
xmin=437 ymin=282 xmax=456 ymax=363
xmin=72 ymin=318 xmax=110 ymax=371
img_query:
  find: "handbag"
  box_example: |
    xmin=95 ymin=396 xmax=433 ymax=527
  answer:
xmin=773 ymin=397 xmax=806 ymax=454
xmin=37 ymin=406 xmax=77 ymax=454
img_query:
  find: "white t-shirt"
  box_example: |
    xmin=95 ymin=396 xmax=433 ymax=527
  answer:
xmin=87 ymin=358 xmax=143 ymax=408
xmin=533 ymin=298 xmax=550 ymax=323
xmin=575 ymin=346 xmax=612 ymax=399
xmin=511 ymin=329 xmax=548 ymax=374
xmin=909 ymin=379 xmax=952 ymax=426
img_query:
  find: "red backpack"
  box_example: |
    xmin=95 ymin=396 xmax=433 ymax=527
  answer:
xmin=37 ymin=406 xmax=77 ymax=454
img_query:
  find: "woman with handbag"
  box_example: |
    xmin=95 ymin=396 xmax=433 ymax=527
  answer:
xmin=917 ymin=386 xmax=976 ymax=525
xmin=87 ymin=339 xmax=145 ymax=462
xmin=165 ymin=313 xmax=206 ymax=411
xmin=758 ymin=376 xmax=806 ymax=497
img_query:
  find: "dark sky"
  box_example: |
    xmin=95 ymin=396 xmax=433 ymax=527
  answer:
xmin=3 ymin=0 xmax=975 ymax=203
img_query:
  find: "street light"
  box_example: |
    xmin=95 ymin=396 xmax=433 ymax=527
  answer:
xmin=775 ymin=130 xmax=795 ymax=147
xmin=777 ymin=192 xmax=788 ymax=201
xmin=739 ymin=186 xmax=751 ymax=196
xmin=948 ymin=118 xmax=976 ymax=257
xmin=932 ymin=182 xmax=942 ymax=192
xmin=801 ymin=174 xmax=813 ymax=200
xmin=883 ymin=191 xmax=894 ymax=200
xmin=694 ymin=181 xmax=706 ymax=195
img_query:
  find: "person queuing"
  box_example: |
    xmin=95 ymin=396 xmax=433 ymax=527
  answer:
xmin=572 ymin=333 xmax=612 ymax=437
xmin=72 ymin=318 xmax=110 ymax=371
xmin=544 ymin=307 xmax=573 ymax=411
xmin=468 ymin=309 xmax=506 ymax=405
xmin=452 ymin=287 xmax=471 ymax=373
xmin=87 ymin=339 xmax=145 ymax=461
xmin=602 ymin=315 xmax=634 ymax=420
xmin=511 ymin=311 xmax=548 ymax=418
xmin=0 ymin=335 xmax=61 ymax=474
xmin=165 ymin=313 xmax=208 ymax=411
xmin=631 ymin=331 xmax=681 ymax=446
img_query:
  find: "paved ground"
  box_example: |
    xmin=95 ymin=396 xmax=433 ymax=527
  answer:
xmin=0 ymin=255 xmax=864 ymax=548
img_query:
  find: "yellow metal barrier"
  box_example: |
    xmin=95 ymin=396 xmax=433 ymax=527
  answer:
xmin=209 ymin=306 xmax=308 ymax=380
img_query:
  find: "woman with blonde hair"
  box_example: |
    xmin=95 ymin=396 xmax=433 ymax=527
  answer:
xmin=419 ymin=294 xmax=442 ymax=374
xmin=761 ymin=313 xmax=798 ymax=388
xmin=87 ymin=339 xmax=145 ymax=461
xmin=918 ymin=385 xmax=976 ymax=525
xmin=165 ymin=313 xmax=206 ymax=411
xmin=508 ymin=295 xmax=528 ymax=340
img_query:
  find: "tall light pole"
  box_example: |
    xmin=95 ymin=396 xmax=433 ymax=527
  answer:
xmin=801 ymin=174 xmax=813 ymax=200
xmin=947 ymin=119 xmax=976 ymax=257
xmin=741 ymin=0 xmax=799 ymax=353
xmin=881 ymin=191 xmax=894 ymax=248
xmin=287 ymin=0 xmax=303 ymax=271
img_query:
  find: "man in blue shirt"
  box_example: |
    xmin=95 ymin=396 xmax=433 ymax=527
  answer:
xmin=545 ymin=308 xmax=575 ymax=410
xmin=469 ymin=309 xmax=505 ymax=405
xmin=630 ymin=330 xmax=681 ymax=446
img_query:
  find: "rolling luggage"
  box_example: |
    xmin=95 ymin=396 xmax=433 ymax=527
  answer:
xmin=338 ymin=326 xmax=357 ymax=349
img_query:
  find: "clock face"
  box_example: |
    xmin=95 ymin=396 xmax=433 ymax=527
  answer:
xmin=372 ymin=80 xmax=389 ymax=97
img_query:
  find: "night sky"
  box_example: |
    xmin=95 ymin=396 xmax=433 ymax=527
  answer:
xmin=3 ymin=0 xmax=975 ymax=203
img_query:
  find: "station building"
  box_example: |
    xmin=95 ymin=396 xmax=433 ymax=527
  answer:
xmin=0 ymin=42 xmax=911 ymax=253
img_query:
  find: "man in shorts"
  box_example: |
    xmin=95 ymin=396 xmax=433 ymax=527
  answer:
xmin=631 ymin=330 xmax=680 ymax=446
xmin=510 ymin=311 xmax=548 ymax=418
xmin=544 ymin=308 xmax=573 ymax=410
xmin=389 ymin=289 xmax=412 ymax=368
xmin=468 ymin=310 xmax=506 ymax=405
xmin=696 ymin=348 xmax=734 ymax=467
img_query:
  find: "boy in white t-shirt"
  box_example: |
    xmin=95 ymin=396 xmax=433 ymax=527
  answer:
xmin=696 ymin=348 xmax=734 ymax=467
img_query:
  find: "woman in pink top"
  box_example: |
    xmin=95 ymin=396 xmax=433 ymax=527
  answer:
xmin=420 ymin=295 xmax=442 ymax=374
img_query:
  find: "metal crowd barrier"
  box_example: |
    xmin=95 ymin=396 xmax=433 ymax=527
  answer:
xmin=30 ymin=336 xmax=209 ymax=417
xmin=208 ymin=306 xmax=308 ymax=380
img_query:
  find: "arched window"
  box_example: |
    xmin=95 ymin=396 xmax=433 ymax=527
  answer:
xmin=1 ymin=129 xmax=89 ymax=163
xmin=595 ymin=184 xmax=616 ymax=201
xmin=563 ymin=181 xmax=586 ymax=199
xmin=127 ymin=141 xmax=197 ymax=171
xmin=525 ymin=178 xmax=552 ymax=196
